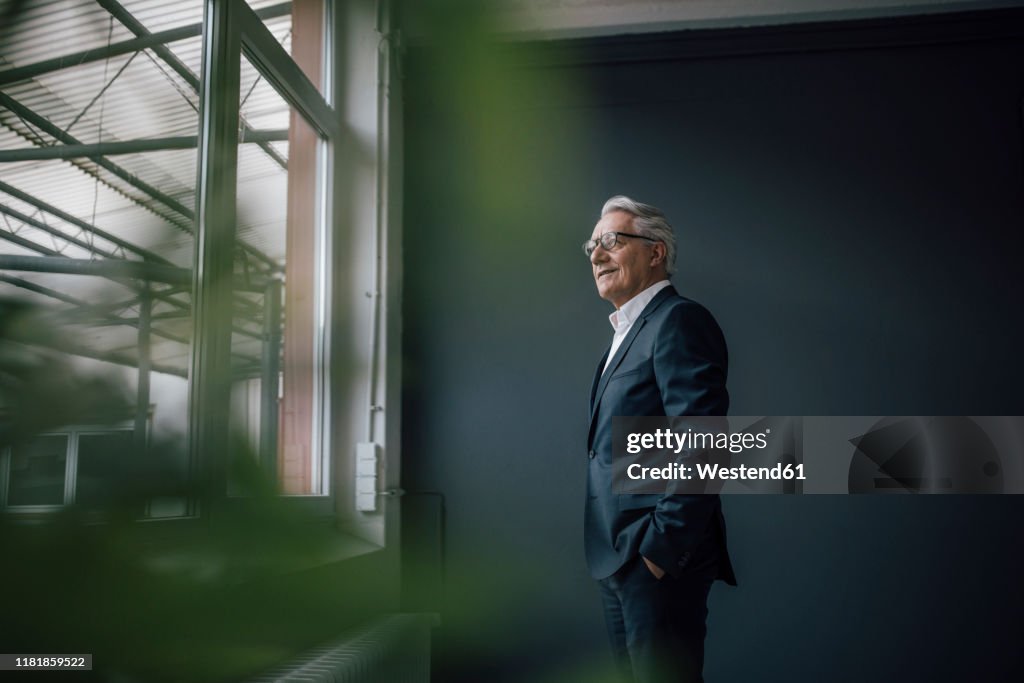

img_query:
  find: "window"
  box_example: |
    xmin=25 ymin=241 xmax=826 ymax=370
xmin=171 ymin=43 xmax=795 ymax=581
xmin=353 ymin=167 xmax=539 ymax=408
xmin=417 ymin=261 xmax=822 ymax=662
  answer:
xmin=1 ymin=428 xmax=133 ymax=511
xmin=229 ymin=51 xmax=330 ymax=496
xmin=1 ymin=0 xmax=341 ymax=516
xmin=207 ymin=0 xmax=335 ymax=498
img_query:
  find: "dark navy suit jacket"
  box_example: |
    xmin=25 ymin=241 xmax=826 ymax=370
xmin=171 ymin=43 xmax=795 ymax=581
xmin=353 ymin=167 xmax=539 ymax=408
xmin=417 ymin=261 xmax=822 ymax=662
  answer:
xmin=584 ymin=284 xmax=737 ymax=584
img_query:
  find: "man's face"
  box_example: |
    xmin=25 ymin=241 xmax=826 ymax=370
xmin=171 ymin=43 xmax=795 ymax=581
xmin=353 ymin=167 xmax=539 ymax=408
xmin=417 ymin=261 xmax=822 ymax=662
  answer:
xmin=590 ymin=210 xmax=661 ymax=308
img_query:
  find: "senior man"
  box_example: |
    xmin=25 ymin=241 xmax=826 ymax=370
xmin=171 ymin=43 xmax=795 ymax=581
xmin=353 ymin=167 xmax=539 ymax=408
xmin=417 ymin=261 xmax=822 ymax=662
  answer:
xmin=584 ymin=195 xmax=736 ymax=683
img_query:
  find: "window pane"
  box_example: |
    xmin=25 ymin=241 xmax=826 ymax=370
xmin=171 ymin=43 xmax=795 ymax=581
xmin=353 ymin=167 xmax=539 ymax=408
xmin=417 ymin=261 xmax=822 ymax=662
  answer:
xmin=231 ymin=54 xmax=327 ymax=496
xmin=8 ymin=435 xmax=68 ymax=506
xmin=76 ymin=431 xmax=133 ymax=508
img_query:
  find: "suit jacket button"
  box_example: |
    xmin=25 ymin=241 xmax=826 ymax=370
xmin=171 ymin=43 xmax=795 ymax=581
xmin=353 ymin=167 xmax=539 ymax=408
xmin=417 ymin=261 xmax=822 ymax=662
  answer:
xmin=588 ymin=450 xmax=596 ymax=459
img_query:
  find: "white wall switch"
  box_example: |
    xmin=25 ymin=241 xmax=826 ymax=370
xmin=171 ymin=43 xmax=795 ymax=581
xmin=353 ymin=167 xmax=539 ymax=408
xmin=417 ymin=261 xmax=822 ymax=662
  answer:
xmin=355 ymin=442 xmax=379 ymax=511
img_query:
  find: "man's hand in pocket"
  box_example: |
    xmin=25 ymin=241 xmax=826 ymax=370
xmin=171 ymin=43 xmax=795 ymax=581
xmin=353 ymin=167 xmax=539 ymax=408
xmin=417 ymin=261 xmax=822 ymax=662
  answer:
xmin=642 ymin=555 xmax=665 ymax=579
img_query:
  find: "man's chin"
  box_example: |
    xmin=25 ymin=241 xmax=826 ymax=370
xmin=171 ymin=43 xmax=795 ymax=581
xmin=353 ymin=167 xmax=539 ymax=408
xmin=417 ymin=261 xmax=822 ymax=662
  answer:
xmin=596 ymin=288 xmax=617 ymax=305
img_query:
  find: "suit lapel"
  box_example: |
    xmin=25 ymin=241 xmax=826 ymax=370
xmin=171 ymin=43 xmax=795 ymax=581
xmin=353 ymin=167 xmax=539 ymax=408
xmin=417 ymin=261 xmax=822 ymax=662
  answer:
xmin=590 ymin=348 xmax=610 ymax=413
xmin=588 ymin=285 xmax=678 ymax=427
xmin=589 ymin=317 xmax=647 ymax=423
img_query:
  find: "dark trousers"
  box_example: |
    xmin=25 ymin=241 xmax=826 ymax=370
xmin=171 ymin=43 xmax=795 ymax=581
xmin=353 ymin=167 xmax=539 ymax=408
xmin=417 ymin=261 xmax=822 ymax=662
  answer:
xmin=598 ymin=551 xmax=719 ymax=683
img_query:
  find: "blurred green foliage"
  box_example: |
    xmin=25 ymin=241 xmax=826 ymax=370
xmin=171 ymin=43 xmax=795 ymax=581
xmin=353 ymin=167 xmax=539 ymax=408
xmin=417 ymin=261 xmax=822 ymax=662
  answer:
xmin=0 ymin=298 xmax=397 ymax=681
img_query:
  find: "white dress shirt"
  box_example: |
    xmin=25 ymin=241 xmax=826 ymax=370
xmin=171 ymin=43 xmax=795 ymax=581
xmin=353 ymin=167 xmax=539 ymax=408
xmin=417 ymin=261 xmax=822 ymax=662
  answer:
xmin=602 ymin=280 xmax=671 ymax=374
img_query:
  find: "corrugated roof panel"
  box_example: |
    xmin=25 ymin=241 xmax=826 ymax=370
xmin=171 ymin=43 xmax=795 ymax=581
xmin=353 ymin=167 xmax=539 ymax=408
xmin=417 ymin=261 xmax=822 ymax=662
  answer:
xmin=0 ymin=151 xmax=182 ymax=260
xmin=3 ymin=53 xmax=199 ymax=145
xmin=0 ymin=0 xmax=135 ymax=68
xmin=0 ymin=1 xmax=292 ymax=80
xmin=118 ymin=0 xmax=204 ymax=33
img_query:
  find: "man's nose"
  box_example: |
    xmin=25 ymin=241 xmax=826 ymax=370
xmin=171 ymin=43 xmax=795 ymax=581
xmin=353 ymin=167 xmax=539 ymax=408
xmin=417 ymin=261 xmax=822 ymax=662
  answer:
xmin=590 ymin=245 xmax=609 ymax=266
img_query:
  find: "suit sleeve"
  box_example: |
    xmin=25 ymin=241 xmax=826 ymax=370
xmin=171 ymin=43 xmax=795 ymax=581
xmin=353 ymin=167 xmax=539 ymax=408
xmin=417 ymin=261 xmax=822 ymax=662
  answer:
xmin=638 ymin=301 xmax=729 ymax=577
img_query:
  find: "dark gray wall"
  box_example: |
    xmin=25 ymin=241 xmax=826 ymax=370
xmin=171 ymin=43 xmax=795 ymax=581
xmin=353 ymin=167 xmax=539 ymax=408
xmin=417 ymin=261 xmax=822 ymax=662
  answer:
xmin=402 ymin=11 xmax=1024 ymax=682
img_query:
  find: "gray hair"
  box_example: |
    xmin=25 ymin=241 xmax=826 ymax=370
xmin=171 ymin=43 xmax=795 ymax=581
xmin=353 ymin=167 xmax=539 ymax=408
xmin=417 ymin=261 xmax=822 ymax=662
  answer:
xmin=601 ymin=195 xmax=677 ymax=275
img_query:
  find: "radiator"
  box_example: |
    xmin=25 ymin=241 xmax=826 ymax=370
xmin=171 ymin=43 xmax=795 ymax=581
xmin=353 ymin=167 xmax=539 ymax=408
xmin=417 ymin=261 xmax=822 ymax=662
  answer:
xmin=251 ymin=613 xmax=439 ymax=683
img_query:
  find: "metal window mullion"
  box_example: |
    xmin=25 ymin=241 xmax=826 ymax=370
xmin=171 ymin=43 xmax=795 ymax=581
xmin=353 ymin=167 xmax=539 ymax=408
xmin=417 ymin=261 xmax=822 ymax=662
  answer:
xmin=311 ymin=1 xmax=333 ymax=496
xmin=189 ymin=0 xmax=242 ymax=512
xmin=65 ymin=431 xmax=78 ymax=506
xmin=312 ymin=135 xmax=332 ymax=495
xmin=259 ymin=278 xmax=282 ymax=476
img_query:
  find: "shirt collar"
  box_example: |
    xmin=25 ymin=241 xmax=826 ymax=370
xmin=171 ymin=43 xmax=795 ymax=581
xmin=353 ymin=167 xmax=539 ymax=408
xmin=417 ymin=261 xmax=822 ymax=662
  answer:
xmin=608 ymin=280 xmax=671 ymax=332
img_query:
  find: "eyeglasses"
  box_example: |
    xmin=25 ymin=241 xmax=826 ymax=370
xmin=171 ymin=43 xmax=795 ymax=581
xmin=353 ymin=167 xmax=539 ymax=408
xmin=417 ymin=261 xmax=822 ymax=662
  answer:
xmin=582 ymin=231 xmax=657 ymax=258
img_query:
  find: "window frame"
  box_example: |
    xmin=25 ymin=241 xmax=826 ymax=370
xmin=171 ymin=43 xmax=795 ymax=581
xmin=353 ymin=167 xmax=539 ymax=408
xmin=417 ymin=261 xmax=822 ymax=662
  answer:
xmin=190 ymin=0 xmax=337 ymax=515
xmin=0 ymin=424 xmax=133 ymax=512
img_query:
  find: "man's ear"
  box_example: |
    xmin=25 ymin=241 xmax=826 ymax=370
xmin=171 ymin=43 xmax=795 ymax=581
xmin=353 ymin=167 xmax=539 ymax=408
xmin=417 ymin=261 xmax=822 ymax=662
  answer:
xmin=650 ymin=242 xmax=667 ymax=267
